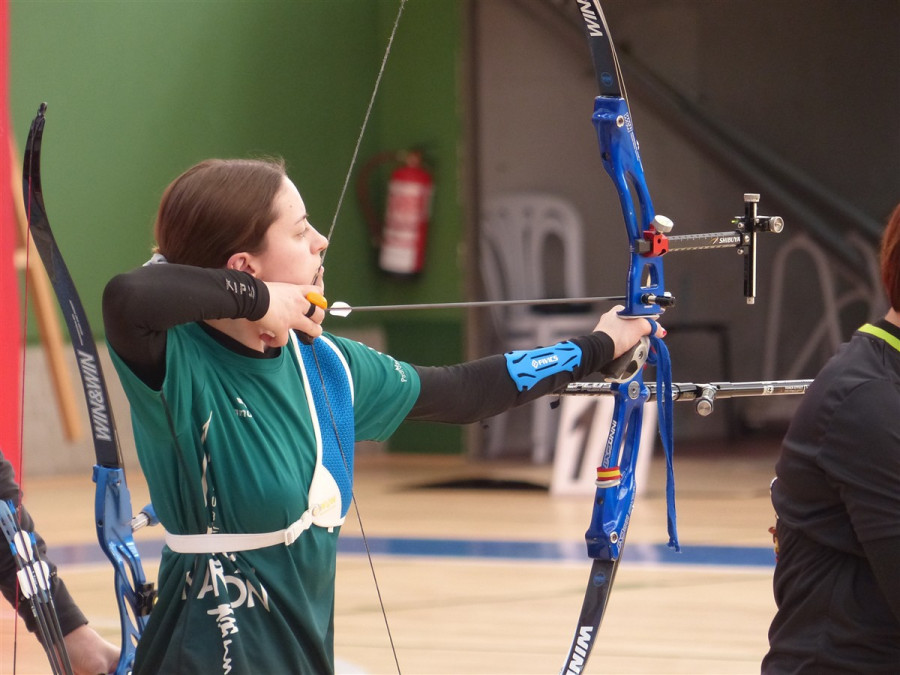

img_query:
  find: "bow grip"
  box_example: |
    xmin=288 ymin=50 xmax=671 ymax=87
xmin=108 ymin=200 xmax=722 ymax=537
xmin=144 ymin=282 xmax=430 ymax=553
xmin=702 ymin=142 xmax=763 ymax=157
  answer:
xmin=600 ymin=336 xmax=649 ymax=383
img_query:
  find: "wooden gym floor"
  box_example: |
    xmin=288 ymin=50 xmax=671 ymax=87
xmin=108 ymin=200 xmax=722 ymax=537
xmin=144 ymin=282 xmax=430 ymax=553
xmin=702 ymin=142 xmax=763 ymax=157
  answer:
xmin=1 ymin=437 xmax=781 ymax=674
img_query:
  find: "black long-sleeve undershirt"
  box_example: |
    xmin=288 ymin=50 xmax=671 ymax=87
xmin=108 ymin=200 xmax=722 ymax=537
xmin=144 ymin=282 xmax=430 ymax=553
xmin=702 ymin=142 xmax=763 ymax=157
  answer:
xmin=407 ymin=330 xmax=613 ymax=424
xmin=103 ymin=264 xmax=616 ymax=423
xmin=103 ymin=265 xmax=270 ymax=389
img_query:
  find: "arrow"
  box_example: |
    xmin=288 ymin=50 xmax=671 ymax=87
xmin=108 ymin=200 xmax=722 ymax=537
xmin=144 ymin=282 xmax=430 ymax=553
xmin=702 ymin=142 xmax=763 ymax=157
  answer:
xmin=326 ymin=295 xmax=626 ymax=317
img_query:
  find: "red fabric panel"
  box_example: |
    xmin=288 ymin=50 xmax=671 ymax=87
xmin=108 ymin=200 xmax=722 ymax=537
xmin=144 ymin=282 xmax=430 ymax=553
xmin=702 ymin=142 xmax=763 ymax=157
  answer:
xmin=0 ymin=0 xmax=24 ymax=483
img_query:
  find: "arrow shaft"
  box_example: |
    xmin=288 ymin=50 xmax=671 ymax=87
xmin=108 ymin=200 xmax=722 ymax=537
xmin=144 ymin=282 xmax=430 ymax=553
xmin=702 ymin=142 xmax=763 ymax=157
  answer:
xmin=328 ymin=295 xmax=625 ymax=314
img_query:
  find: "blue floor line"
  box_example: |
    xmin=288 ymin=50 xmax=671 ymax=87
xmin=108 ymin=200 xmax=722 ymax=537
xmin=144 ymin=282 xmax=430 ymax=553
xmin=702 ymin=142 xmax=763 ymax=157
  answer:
xmin=49 ymin=535 xmax=774 ymax=568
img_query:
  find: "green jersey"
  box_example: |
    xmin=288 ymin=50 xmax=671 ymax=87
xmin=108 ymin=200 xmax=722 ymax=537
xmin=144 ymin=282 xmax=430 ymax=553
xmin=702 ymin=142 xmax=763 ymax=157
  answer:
xmin=110 ymin=324 xmax=419 ymax=674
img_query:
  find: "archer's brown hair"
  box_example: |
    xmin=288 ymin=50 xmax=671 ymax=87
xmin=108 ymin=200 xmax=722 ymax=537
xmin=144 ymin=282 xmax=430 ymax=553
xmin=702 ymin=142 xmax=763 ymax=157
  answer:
xmin=881 ymin=202 xmax=900 ymax=311
xmin=154 ymin=158 xmax=287 ymax=268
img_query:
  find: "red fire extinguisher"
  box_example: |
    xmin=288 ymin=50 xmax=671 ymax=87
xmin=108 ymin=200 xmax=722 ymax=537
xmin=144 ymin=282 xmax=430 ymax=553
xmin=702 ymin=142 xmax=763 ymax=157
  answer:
xmin=357 ymin=150 xmax=434 ymax=276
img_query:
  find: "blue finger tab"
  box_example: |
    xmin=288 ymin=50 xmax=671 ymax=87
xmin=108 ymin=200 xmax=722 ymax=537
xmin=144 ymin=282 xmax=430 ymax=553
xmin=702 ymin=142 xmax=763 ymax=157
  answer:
xmin=505 ymin=342 xmax=583 ymax=392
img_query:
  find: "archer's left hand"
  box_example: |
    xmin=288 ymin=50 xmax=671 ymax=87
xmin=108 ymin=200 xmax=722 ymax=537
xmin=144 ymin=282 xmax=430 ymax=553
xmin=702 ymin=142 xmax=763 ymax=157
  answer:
xmin=594 ymin=304 xmax=666 ymax=358
xmin=63 ymin=624 xmax=120 ymax=675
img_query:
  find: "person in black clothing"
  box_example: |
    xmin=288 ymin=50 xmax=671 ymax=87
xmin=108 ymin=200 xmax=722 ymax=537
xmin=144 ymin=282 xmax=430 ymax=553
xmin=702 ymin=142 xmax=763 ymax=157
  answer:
xmin=0 ymin=452 xmax=119 ymax=674
xmin=763 ymin=201 xmax=900 ymax=673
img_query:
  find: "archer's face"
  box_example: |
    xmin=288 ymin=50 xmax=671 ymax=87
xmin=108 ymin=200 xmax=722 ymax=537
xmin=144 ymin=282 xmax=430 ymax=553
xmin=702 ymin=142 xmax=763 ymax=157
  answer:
xmin=253 ymin=177 xmax=328 ymax=287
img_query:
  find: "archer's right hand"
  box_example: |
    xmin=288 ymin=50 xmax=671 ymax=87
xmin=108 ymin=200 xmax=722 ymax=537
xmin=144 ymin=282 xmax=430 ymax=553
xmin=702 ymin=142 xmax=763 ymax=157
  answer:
xmin=255 ymin=282 xmax=325 ymax=347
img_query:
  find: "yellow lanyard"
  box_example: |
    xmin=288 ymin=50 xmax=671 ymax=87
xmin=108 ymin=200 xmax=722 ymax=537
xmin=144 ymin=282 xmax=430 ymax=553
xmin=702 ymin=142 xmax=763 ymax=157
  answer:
xmin=858 ymin=323 xmax=900 ymax=354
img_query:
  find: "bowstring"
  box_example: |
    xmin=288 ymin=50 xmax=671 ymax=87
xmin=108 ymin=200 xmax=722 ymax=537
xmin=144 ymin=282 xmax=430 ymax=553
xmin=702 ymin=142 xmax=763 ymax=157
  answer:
xmin=11 ymin=169 xmax=32 ymax=675
xmin=308 ymin=346 xmax=402 ymax=673
xmin=311 ymin=1 xmax=408 ymax=672
xmin=320 ymin=0 xmax=407 ymax=264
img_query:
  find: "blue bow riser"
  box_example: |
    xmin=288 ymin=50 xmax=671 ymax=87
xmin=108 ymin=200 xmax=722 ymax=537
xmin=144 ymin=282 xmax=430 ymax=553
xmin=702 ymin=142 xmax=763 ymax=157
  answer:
xmin=584 ymin=370 xmax=649 ymax=561
xmin=592 ymin=95 xmax=665 ymax=317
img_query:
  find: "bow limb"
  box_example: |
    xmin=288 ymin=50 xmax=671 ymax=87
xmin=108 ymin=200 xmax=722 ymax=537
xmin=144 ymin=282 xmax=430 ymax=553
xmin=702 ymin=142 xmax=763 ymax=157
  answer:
xmin=562 ymin=3 xmax=676 ymax=672
xmin=561 ymin=375 xmax=648 ymax=673
xmin=22 ymin=103 xmax=155 ymax=675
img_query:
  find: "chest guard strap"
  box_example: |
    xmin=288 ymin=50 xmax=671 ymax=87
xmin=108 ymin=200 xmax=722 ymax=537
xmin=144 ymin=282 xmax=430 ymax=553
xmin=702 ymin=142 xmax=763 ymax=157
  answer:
xmin=164 ymin=334 xmax=355 ymax=554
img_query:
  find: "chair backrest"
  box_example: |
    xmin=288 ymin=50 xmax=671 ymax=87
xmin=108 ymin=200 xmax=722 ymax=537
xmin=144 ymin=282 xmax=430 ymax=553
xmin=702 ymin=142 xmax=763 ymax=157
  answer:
xmin=480 ymin=193 xmax=586 ymax=327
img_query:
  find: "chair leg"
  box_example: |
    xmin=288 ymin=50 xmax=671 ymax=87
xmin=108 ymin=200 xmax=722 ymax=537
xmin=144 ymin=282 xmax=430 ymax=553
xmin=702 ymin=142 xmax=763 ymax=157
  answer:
xmin=484 ymin=411 xmax=509 ymax=458
xmin=531 ymin=400 xmax=557 ymax=464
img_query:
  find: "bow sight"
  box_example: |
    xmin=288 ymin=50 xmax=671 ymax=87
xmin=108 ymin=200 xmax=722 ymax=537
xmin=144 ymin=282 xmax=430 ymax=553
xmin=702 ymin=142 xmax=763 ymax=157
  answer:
xmin=641 ymin=193 xmax=784 ymax=306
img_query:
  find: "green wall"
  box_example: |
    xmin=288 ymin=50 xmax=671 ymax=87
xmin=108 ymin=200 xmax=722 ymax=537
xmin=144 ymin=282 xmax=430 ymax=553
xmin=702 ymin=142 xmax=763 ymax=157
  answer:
xmin=11 ymin=0 xmax=465 ymax=453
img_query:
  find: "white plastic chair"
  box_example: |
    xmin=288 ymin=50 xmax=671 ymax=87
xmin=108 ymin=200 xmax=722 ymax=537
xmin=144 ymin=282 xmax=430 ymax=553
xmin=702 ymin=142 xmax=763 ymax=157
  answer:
xmin=480 ymin=193 xmax=597 ymax=462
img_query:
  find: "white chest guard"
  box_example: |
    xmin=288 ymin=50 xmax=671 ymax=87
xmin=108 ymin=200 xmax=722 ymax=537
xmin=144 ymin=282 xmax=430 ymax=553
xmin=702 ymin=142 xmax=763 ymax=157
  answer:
xmin=164 ymin=333 xmax=355 ymax=554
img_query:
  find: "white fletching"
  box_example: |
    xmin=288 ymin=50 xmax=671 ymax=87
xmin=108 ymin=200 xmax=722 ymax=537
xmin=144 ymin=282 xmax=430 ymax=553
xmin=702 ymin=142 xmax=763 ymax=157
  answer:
xmin=329 ymin=301 xmax=352 ymax=318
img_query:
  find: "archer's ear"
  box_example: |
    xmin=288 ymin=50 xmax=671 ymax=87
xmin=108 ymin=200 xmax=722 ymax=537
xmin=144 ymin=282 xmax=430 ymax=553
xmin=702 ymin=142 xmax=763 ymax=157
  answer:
xmin=226 ymin=252 xmax=258 ymax=276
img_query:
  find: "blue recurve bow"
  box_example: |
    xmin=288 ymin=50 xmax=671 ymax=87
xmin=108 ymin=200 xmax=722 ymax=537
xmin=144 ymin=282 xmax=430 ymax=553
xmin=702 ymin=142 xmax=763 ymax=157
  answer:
xmin=562 ymin=3 xmax=678 ymax=673
xmin=22 ymin=103 xmax=156 ymax=675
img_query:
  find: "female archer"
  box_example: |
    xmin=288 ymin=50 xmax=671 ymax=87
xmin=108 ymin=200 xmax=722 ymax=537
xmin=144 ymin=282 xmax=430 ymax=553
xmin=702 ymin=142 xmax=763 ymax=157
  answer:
xmin=103 ymin=157 xmax=661 ymax=673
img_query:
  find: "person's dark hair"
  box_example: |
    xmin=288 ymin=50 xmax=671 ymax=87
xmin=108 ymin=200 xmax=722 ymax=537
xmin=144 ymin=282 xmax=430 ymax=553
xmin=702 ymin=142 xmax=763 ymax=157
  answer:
xmin=154 ymin=158 xmax=287 ymax=268
xmin=881 ymin=202 xmax=900 ymax=311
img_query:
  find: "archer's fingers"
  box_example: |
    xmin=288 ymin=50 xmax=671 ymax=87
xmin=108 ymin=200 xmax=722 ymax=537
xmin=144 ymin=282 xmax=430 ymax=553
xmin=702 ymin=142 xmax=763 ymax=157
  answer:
xmin=646 ymin=318 xmax=667 ymax=338
xmin=301 ymin=292 xmax=327 ymax=332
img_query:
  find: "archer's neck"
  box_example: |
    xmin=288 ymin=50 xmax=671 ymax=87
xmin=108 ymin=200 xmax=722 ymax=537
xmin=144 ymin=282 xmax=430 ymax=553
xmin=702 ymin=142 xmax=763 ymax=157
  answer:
xmin=204 ymin=318 xmax=267 ymax=353
xmin=884 ymin=308 xmax=900 ymax=329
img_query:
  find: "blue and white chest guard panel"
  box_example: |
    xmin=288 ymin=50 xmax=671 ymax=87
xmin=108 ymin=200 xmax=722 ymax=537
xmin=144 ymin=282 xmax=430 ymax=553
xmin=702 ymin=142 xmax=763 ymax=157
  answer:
xmin=291 ymin=333 xmax=355 ymax=529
